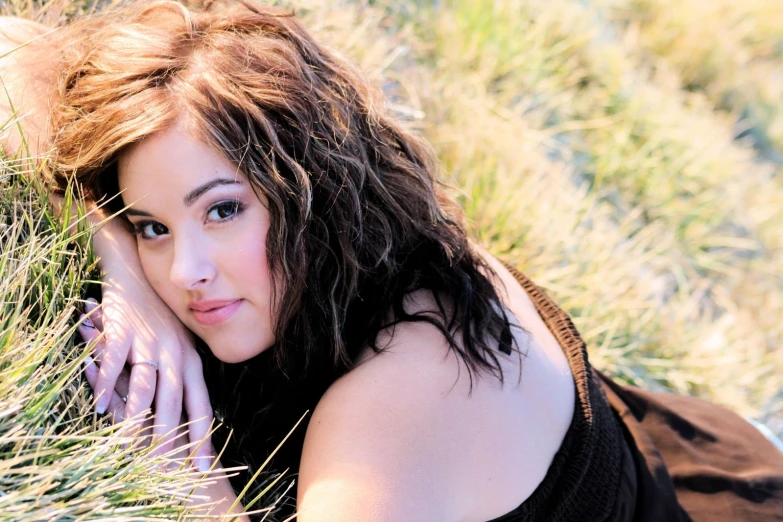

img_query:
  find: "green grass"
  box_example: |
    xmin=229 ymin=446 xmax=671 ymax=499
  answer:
xmin=1 ymin=0 xmax=782 ymax=518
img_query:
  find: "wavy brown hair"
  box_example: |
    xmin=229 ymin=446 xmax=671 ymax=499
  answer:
xmin=52 ymin=0 xmax=518 ymax=388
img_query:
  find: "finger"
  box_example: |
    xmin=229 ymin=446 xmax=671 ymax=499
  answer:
xmin=93 ymin=333 xmax=131 ymax=415
xmin=119 ymin=413 xmax=155 ymax=453
xmin=82 ymin=355 xmax=99 ymax=390
xmin=124 ymin=362 xmax=158 ymax=420
xmin=122 ymin=361 xmax=158 ymax=449
xmin=106 ymin=388 xmax=129 ymax=423
xmin=150 ymin=356 xmax=184 ymax=457
xmin=183 ymin=355 xmax=214 ymax=472
xmin=171 ymin=413 xmax=191 ymax=466
xmin=84 ymin=298 xmax=104 ymax=331
xmin=83 ymin=299 xmax=106 ymax=362
xmin=78 ymin=316 xmax=107 ymax=367
xmin=83 ymin=356 xmax=126 ymax=422
xmin=78 ymin=314 xmax=103 ymax=347
xmin=115 ymin=366 xmax=131 ymax=399
xmin=120 ymin=364 xmax=158 ymax=452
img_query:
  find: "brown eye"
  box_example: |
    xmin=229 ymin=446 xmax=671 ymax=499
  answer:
xmin=135 ymin=221 xmax=169 ymax=239
xmin=207 ymin=201 xmax=242 ymax=221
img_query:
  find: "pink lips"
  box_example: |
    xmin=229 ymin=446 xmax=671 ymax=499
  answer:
xmin=189 ymin=299 xmax=243 ymax=326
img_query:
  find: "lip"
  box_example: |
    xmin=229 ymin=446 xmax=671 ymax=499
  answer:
xmin=189 ymin=299 xmax=243 ymax=326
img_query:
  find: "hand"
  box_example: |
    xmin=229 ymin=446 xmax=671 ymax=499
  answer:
xmin=78 ymin=295 xmax=212 ymax=466
xmin=80 ymin=346 xmax=204 ymax=472
xmin=83 ymin=218 xmax=214 ymax=470
xmin=80 ymin=333 xmax=248 ymax=521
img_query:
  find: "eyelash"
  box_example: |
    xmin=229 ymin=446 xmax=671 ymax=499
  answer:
xmin=132 ymin=200 xmax=245 ymax=241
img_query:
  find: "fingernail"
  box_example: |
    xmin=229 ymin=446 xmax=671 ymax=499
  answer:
xmin=84 ymin=356 xmax=94 ymax=368
xmin=198 ymin=457 xmax=211 ymax=473
xmin=96 ymin=395 xmax=108 ymax=415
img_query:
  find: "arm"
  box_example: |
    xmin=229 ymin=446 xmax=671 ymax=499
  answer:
xmin=88 ymin=217 xmax=214 ymax=464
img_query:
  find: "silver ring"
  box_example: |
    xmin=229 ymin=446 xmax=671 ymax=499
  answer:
xmin=132 ymin=359 xmax=159 ymax=371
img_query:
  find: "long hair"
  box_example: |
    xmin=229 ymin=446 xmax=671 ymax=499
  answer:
xmin=52 ymin=0 xmax=517 ymax=389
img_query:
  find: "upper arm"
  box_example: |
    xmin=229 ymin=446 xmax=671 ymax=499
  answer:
xmin=0 ymin=17 xmax=58 ymax=158
xmin=296 ymin=359 xmax=456 ymax=522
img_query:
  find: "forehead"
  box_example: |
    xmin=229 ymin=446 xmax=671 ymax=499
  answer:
xmin=117 ymin=124 xmax=245 ymax=199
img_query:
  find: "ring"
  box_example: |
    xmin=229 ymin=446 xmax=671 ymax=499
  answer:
xmin=132 ymin=359 xmax=159 ymax=371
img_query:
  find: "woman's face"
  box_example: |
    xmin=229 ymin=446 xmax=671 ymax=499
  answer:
xmin=118 ymin=124 xmax=277 ymax=363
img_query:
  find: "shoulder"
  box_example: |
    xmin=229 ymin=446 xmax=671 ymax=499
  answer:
xmin=296 ymin=281 xmax=577 ymax=521
xmin=297 ymin=317 xmax=490 ymax=521
xmin=0 ymin=17 xmax=48 ymax=45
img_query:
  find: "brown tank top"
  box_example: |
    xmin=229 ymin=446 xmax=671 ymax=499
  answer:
xmin=486 ymin=264 xmax=637 ymax=521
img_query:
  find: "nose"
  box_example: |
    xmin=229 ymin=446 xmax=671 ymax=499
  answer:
xmin=169 ymin=233 xmax=217 ymax=290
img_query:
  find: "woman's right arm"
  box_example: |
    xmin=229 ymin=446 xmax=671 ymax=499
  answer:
xmin=1 ymin=16 xmax=214 ymax=465
xmin=0 ymin=16 xmax=54 ymax=158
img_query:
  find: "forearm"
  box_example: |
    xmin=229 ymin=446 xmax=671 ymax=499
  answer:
xmin=89 ymin=213 xmax=140 ymax=275
xmin=49 ymin=193 xmax=140 ymax=276
xmin=0 ymin=17 xmax=61 ymax=159
xmin=0 ymin=19 xmax=137 ymax=275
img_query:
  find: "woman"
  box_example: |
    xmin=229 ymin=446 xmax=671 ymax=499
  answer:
xmin=53 ymin=4 xmax=574 ymax=519
xmin=6 ymin=1 xmax=783 ymax=520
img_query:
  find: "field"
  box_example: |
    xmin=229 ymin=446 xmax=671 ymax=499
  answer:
xmin=2 ymin=0 xmax=782 ymax=519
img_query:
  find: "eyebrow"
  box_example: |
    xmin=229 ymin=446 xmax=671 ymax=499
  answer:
xmin=124 ymin=178 xmax=242 ymax=218
xmin=124 ymin=207 xmax=153 ymax=218
xmin=184 ymin=178 xmax=242 ymax=206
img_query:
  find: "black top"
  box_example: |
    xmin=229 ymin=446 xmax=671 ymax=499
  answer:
xmin=486 ymin=264 xmax=633 ymax=521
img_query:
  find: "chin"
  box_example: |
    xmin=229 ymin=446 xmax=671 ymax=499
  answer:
xmin=207 ymin=339 xmax=272 ymax=364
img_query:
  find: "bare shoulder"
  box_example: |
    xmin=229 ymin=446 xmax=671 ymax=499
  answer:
xmin=298 ymin=281 xmax=574 ymax=521
xmin=297 ymin=250 xmax=578 ymax=521
xmin=297 ymin=319 xmax=469 ymax=521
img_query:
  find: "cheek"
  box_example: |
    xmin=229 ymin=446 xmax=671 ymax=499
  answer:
xmin=209 ymin=234 xmax=277 ymax=362
xmin=225 ymin=230 xmax=273 ymax=298
xmin=137 ymin=246 xmax=177 ymax=307
xmin=227 ymin=208 xmax=273 ymax=288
